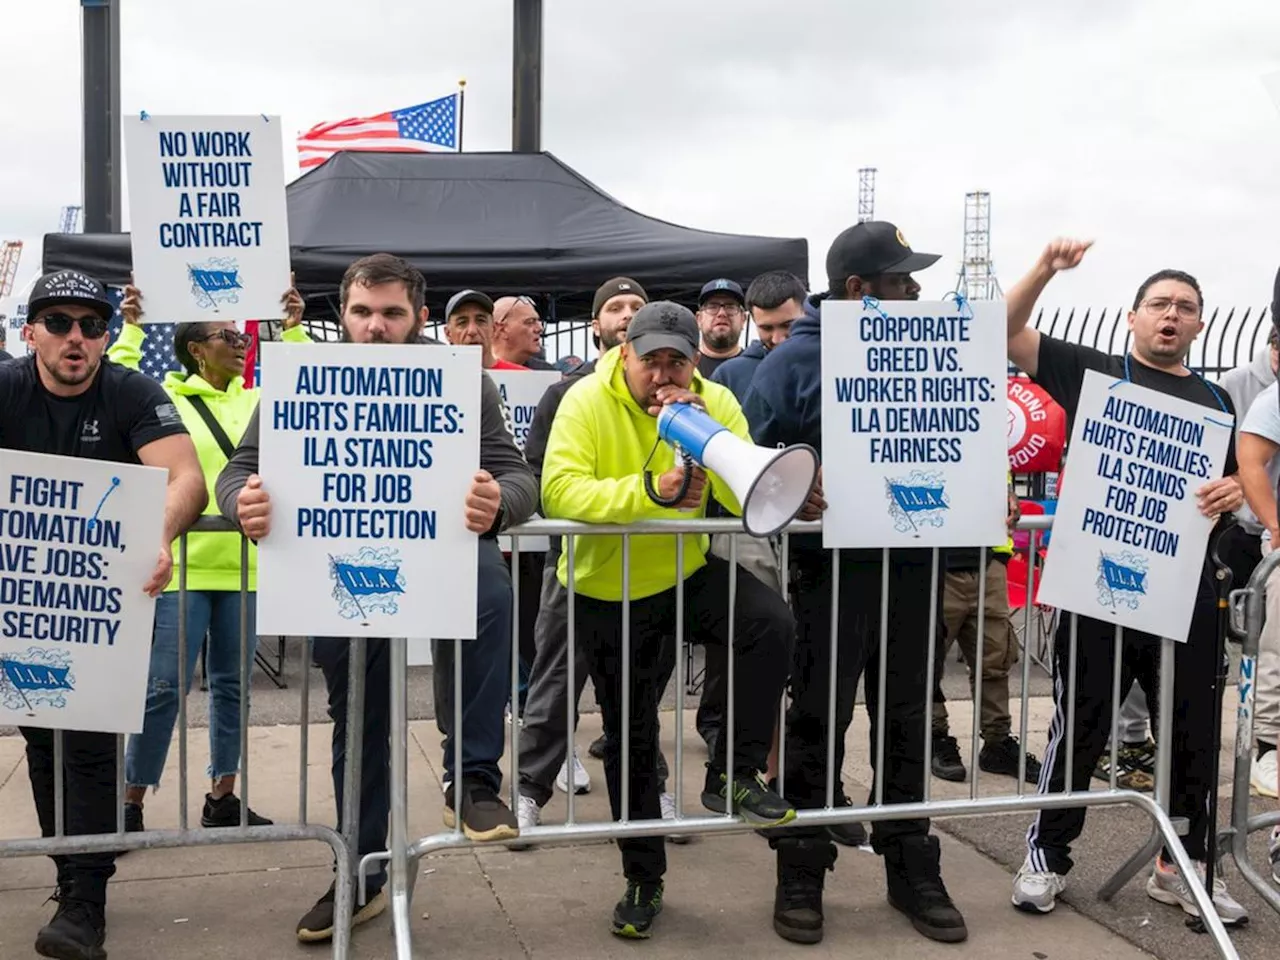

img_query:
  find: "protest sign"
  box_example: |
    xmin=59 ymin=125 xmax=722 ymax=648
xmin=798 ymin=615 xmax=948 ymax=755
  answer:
xmin=820 ymin=298 xmax=1008 ymax=548
xmin=1007 ymin=376 xmax=1066 ymax=473
xmin=123 ymin=114 xmax=290 ymax=324
xmin=489 ymin=368 xmax=560 ymax=553
xmin=257 ymin=343 xmax=481 ymax=639
xmin=0 ymin=452 xmax=166 ymax=733
xmin=1037 ymin=370 xmax=1233 ymax=640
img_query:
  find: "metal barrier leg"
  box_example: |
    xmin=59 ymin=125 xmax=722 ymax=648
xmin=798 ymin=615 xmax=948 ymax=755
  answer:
xmin=335 ymin=637 xmax=365 ymax=956
xmin=389 ymin=636 xmax=414 ymax=960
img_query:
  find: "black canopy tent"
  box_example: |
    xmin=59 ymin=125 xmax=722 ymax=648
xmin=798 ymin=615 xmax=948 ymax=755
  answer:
xmin=43 ymin=151 xmax=808 ymax=322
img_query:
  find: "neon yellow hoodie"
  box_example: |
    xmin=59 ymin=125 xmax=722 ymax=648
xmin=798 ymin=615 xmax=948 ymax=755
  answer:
xmin=107 ymin=322 xmax=310 ymax=591
xmin=541 ymin=347 xmax=750 ymax=601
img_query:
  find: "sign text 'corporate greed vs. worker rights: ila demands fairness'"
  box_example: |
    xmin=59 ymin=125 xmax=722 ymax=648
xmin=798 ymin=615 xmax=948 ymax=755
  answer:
xmin=820 ymin=299 xmax=1008 ymax=549
xmin=1037 ymin=370 xmax=1233 ymax=640
xmin=255 ymin=343 xmax=482 ymax=640
xmin=0 ymin=452 xmax=167 ymax=734
xmin=124 ymin=114 xmax=291 ymax=325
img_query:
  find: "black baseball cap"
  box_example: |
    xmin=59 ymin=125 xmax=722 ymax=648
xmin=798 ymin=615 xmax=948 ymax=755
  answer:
xmin=445 ymin=289 xmax=494 ymax=318
xmin=826 ymin=221 xmax=940 ymax=285
xmin=626 ymin=301 xmax=699 ymax=359
xmin=592 ymin=277 xmax=648 ymax=317
xmin=698 ymin=278 xmax=745 ymax=307
xmin=27 ymin=270 xmax=114 ymax=323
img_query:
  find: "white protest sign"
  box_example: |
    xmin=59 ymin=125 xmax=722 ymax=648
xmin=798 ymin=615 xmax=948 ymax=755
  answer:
xmin=0 ymin=452 xmax=167 ymax=733
xmin=257 ymin=342 xmax=481 ymax=639
xmin=123 ymin=114 xmax=290 ymax=324
xmin=490 ymin=368 xmax=560 ymax=553
xmin=820 ymin=298 xmax=1008 ymax=548
xmin=1037 ymin=371 xmax=1232 ymax=639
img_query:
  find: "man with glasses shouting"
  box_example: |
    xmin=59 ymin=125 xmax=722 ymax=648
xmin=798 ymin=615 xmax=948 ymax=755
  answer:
xmin=0 ymin=270 xmax=207 ymax=959
xmin=1006 ymin=241 xmax=1249 ymax=926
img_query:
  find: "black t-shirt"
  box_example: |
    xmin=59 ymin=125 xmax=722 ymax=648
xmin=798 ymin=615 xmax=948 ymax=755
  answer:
xmin=0 ymin=355 xmax=189 ymax=463
xmin=1034 ymin=337 xmax=1238 ymax=476
xmin=697 ymin=351 xmax=738 ymax=379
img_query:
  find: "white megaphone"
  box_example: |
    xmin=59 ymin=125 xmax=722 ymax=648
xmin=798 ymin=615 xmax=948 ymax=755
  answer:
xmin=649 ymin=402 xmax=819 ymax=538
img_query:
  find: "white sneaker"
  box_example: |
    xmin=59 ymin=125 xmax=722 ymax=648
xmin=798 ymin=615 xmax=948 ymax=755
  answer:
xmin=1251 ymin=749 xmax=1278 ymax=799
xmin=506 ymin=793 xmax=541 ymax=852
xmin=1011 ymin=856 xmax=1066 ymax=913
xmin=1146 ymin=858 xmax=1249 ymax=926
xmin=1268 ymin=827 xmax=1279 ymax=884
xmin=660 ymin=791 xmax=690 ymax=845
xmin=555 ymin=748 xmax=591 ymax=795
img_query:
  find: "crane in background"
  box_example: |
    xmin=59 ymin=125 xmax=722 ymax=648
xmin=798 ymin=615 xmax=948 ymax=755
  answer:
xmin=58 ymin=205 xmax=83 ymax=234
xmin=0 ymin=241 xmax=22 ymax=298
xmin=858 ymin=167 xmax=877 ymax=223
xmin=954 ymin=191 xmax=1002 ymax=300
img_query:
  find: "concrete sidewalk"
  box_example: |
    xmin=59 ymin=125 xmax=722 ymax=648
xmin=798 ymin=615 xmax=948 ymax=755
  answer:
xmin=0 ymin=700 xmax=1173 ymax=960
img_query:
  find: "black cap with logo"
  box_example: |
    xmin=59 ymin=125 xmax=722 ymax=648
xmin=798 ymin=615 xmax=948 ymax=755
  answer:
xmin=27 ymin=270 xmax=115 ymax=323
xmin=592 ymin=277 xmax=648 ymax=317
xmin=698 ymin=278 xmax=745 ymax=307
xmin=626 ymin=301 xmax=699 ymax=359
xmin=825 ymin=221 xmax=940 ymax=286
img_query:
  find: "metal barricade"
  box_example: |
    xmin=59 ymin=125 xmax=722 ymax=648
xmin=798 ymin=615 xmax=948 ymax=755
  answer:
xmin=0 ymin=516 xmax=359 ymax=960
xmin=363 ymin=514 xmax=1239 ymax=960
xmin=1224 ymin=548 xmax=1280 ymax=913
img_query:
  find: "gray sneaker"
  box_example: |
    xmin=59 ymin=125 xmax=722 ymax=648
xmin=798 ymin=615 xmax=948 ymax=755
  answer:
xmin=1011 ymin=856 xmax=1066 ymax=914
xmin=1146 ymin=858 xmax=1248 ymax=926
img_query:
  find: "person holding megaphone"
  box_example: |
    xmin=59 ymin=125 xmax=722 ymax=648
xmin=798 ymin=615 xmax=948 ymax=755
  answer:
xmin=541 ymin=300 xmax=807 ymax=940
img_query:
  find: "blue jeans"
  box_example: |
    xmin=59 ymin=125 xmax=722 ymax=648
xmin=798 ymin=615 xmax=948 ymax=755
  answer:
xmin=125 ymin=590 xmax=258 ymax=788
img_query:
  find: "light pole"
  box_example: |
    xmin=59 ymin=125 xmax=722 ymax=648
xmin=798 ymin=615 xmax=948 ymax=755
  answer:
xmin=81 ymin=0 xmax=122 ymax=233
xmin=512 ymin=0 xmax=543 ymax=152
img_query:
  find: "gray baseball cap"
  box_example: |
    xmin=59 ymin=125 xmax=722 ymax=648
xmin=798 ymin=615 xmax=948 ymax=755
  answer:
xmin=626 ymin=301 xmax=699 ymax=359
xmin=445 ymin=289 xmax=494 ymax=318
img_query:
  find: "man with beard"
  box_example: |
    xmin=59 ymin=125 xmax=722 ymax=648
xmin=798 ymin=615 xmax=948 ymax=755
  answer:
xmin=743 ymin=221 xmax=967 ymax=946
xmin=695 ymin=279 xmax=746 ymax=378
xmin=215 ymin=254 xmax=538 ymax=943
xmin=711 ymin=270 xmax=806 ymax=401
xmin=0 ymin=270 xmax=207 ymax=960
xmin=1006 ymin=241 xmax=1249 ymax=926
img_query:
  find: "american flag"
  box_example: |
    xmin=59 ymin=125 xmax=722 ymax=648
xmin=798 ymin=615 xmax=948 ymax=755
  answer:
xmin=297 ymin=94 xmax=460 ymax=171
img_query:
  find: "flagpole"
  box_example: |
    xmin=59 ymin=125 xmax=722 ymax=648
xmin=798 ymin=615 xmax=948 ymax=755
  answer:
xmin=457 ymin=78 xmax=467 ymax=152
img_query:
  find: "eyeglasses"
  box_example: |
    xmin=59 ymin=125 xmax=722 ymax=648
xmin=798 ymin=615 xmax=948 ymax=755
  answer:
xmin=199 ymin=329 xmax=253 ymax=348
xmin=701 ymin=302 xmax=743 ymax=316
xmin=1140 ymin=297 xmax=1201 ymax=320
xmin=496 ymin=295 xmax=540 ymax=325
xmin=33 ymin=313 xmax=109 ymax=340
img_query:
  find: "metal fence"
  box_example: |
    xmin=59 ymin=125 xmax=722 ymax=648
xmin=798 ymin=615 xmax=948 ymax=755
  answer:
xmin=284 ymin=303 xmax=1274 ymax=376
xmin=5 ymin=514 xmax=1276 ymax=960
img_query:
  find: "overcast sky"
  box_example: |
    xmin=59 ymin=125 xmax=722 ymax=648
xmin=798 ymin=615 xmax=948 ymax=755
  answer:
xmin=5 ymin=0 xmax=1280 ymax=329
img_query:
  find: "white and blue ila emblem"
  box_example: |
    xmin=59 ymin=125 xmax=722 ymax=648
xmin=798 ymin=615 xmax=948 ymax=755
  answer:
xmin=329 ymin=547 xmax=406 ymax=625
xmin=1 ymin=647 xmax=75 ymax=714
xmin=885 ymin=471 xmax=949 ymax=535
xmin=1096 ymin=551 xmax=1148 ymax=612
xmin=187 ymin=257 xmax=243 ymax=311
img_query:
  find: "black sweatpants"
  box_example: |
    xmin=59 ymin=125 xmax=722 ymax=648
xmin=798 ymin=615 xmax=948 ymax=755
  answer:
xmin=784 ymin=547 xmax=939 ymax=851
xmin=1025 ymin=561 xmax=1220 ymax=874
xmin=20 ymin=727 xmax=118 ymax=904
xmin=574 ymin=556 xmax=793 ymax=882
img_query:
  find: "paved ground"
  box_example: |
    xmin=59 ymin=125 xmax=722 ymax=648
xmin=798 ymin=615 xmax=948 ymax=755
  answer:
xmin=1 ymin=639 xmax=1275 ymax=959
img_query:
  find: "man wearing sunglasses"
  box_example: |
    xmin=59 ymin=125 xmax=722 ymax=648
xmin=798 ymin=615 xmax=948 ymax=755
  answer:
xmin=0 ymin=270 xmax=207 ymax=960
xmin=493 ymin=295 xmax=556 ymax=370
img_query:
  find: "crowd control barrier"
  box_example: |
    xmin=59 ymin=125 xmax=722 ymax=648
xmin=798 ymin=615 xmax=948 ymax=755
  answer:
xmin=360 ymin=515 xmax=1240 ymax=960
xmin=1225 ymin=549 xmax=1280 ymax=914
xmin=0 ymin=517 xmax=361 ymax=960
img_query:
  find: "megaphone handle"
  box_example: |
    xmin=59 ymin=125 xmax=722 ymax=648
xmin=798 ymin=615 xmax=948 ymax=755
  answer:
xmin=644 ymin=445 xmax=695 ymax=508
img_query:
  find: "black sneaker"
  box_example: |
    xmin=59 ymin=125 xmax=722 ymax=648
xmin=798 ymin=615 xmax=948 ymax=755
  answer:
xmin=978 ymin=736 xmax=1042 ymax=784
xmin=124 ymin=802 xmax=144 ymax=833
xmin=611 ymin=879 xmax=663 ymax=939
xmin=702 ymin=770 xmax=796 ymax=826
xmin=201 ymin=792 xmax=273 ymax=828
xmin=884 ymin=835 xmax=968 ymax=943
xmin=827 ymin=791 xmax=868 ymax=847
xmin=587 ymin=734 xmax=608 ymax=760
xmin=295 ymin=881 xmax=388 ymax=943
xmin=773 ymin=837 xmax=837 ymax=944
xmin=931 ymin=735 xmax=966 ymax=782
xmin=35 ymin=892 xmax=106 ymax=960
xmin=442 ymin=779 xmax=519 ymax=842
xmin=1119 ymin=737 xmax=1156 ymax=775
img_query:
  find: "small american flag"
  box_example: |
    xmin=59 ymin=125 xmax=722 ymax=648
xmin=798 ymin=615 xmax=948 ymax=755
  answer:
xmin=105 ymin=287 xmax=180 ymax=381
xmin=297 ymin=94 xmax=460 ymax=171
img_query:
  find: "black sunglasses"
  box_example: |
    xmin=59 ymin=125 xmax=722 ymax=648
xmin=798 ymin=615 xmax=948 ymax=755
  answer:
xmin=34 ymin=313 xmax=109 ymax=340
xmin=198 ymin=329 xmax=253 ymax=348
